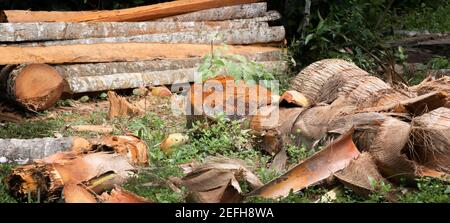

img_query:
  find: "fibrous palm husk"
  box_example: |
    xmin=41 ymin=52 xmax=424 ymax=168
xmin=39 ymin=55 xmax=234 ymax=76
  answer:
xmin=181 ymin=156 xmax=263 ymax=203
xmin=335 ymin=152 xmax=387 ymax=197
xmin=408 ymin=107 xmax=450 ymax=173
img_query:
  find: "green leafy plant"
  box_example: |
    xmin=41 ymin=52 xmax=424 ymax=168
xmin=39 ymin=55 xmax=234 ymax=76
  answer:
xmin=198 ymin=49 xmax=277 ymax=90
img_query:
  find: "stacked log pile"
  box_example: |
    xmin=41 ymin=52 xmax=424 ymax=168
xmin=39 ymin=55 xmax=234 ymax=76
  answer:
xmin=0 ymin=0 xmax=286 ymax=112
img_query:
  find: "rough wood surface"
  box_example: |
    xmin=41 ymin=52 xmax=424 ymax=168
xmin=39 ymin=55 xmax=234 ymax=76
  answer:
xmin=0 ymin=19 xmax=273 ymax=42
xmin=154 ymin=2 xmax=268 ymax=22
xmin=2 ymin=0 xmax=261 ymax=22
xmin=15 ymin=26 xmax=285 ymax=46
xmin=0 ymin=137 xmax=90 ymax=164
xmin=54 ymin=51 xmax=282 ymax=79
xmin=66 ymin=61 xmax=287 ymax=93
xmin=0 ymin=43 xmax=282 ymax=65
xmin=0 ymin=64 xmax=64 ymax=111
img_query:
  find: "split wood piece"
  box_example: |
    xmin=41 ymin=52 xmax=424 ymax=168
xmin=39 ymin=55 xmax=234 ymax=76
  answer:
xmin=65 ymin=61 xmax=286 ymax=93
xmin=0 ymin=64 xmax=63 ymax=111
xmin=186 ymin=75 xmax=273 ymax=127
xmin=368 ymin=117 xmax=417 ymax=180
xmin=66 ymin=125 xmax=113 ymax=134
xmin=335 ymin=152 xmax=387 ymax=197
xmin=53 ymin=51 xmax=283 ymax=79
xmin=91 ymin=135 xmax=149 ymax=166
xmin=99 ymin=186 xmax=150 ymax=203
xmin=0 ymin=43 xmax=282 ymax=65
xmin=279 ymin=90 xmax=310 ymax=107
xmin=0 ymin=137 xmax=91 ymax=164
xmin=107 ymin=91 xmax=145 ymax=120
xmin=0 ymin=19 xmax=271 ymax=42
xmin=154 ymin=2 xmax=268 ymax=22
xmin=408 ymin=107 xmax=450 ymax=173
xmin=181 ymin=156 xmax=262 ymax=203
xmin=248 ymin=129 xmax=360 ymax=199
xmin=17 ymin=26 xmax=285 ymax=47
xmin=2 ymin=0 xmax=261 ymax=23
xmin=5 ymin=152 xmax=136 ymax=202
xmin=63 ymin=184 xmax=98 ymax=203
xmin=250 ymin=106 xmax=304 ymax=154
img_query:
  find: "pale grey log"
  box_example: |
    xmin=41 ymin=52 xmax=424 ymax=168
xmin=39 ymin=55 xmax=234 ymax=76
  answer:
xmin=66 ymin=61 xmax=288 ymax=93
xmin=0 ymin=137 xmax=76 ymax=164
xmin=0 ymin=19 xmax=273 ymax=42
xmin=16 ymin=26 xmax=285 ymax=46
xmin=154 ymin=2 xmax=267 ymax=22
xmin=54 ymin=50 xmax=284 ymax=79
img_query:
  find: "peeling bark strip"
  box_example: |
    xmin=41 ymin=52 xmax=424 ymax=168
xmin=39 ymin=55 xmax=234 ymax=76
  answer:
xmin=0 ymin=137 xmax=90 ymax=164
xmin=0 ymin=43 xmax=282 ymax=65
xmin=16 ymin=26 xmax=285 ymax=47
xmin=0 ymin=19 xmax=272 ymax=42
xmin=2 ymin=0 xmax=260 ymax=22
xmin=154 ymin=2 xmax=267 ymax=22
xmin=66 ymin=61 xmax=287 ymax=93
xmin=54 ymin=51 xmax=282 ymax=79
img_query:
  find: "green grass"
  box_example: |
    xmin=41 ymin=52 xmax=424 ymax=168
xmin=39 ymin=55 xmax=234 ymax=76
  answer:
xmin=396 ymin=3 xmax=450 ymax=33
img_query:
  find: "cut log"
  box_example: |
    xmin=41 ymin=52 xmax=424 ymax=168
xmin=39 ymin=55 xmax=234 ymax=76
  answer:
xmin=0 ymin=137 xmax=91 ymax=164
xmin=154 ymin=2 xmax=268 ymax=22
xmin=16 ymin=26 xmax=285 ymax=47
xmin=67 ymin=125 xmax=113 ymax=134
xmin=65 ymin=61 xmax=287 ymax=93
xmin=107 ymin=91 xmax=145 ymax=120
xmin=0 ymin=20 xmax=271 ymax=42
xmin=0 ymin=64 xmax=63 ymax=111
xmin=0 ymin=43 xmax=282 ymax=65
xmin=54 ymin=51 xmax=283 ymax=79
xmin=2 ymin=0 xmax=261 ymax=22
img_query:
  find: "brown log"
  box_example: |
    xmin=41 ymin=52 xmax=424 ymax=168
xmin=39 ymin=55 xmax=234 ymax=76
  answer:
xmin=0 ymin=64 xmax=63 ymax=111
xmin=0 ymin=19 xmax=271 ymax=42
xmin=2 ymin=0 xmax=260 ymax=22
xmin=15 ymin=26 xmax=285 ymax=46
xmin=0 ymin=43 xmax=282 ymax=65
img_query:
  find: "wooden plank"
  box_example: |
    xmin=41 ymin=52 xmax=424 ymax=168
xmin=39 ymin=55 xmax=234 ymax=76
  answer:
xmin=0 ymin=43 xmax=282 ymax=65
xmin=2 ymin=0 xmax=261 ymax=22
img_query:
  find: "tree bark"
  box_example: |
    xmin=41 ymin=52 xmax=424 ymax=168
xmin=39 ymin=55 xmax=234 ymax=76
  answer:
xmin=154 ymin=2 xmax=267 ymax=22
xmin=0 ymin=64 xmax=63 ymax=111
xmin=2 ymin=0 xmax=260 ymax=22
xmin=66 ymin=61 xmax=286 ymax=93
xmin=0 ymin=137 xmax=90 ymax=164
xmin=54 ymin=51 xmax=283 ymax=79
xmin=0 ymin=19 xmax=275 ymax=42
xmin=14 ymin=26 xmax=285 ymax=46
xmin=0 ymin=43 xmax=282 ymax=65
